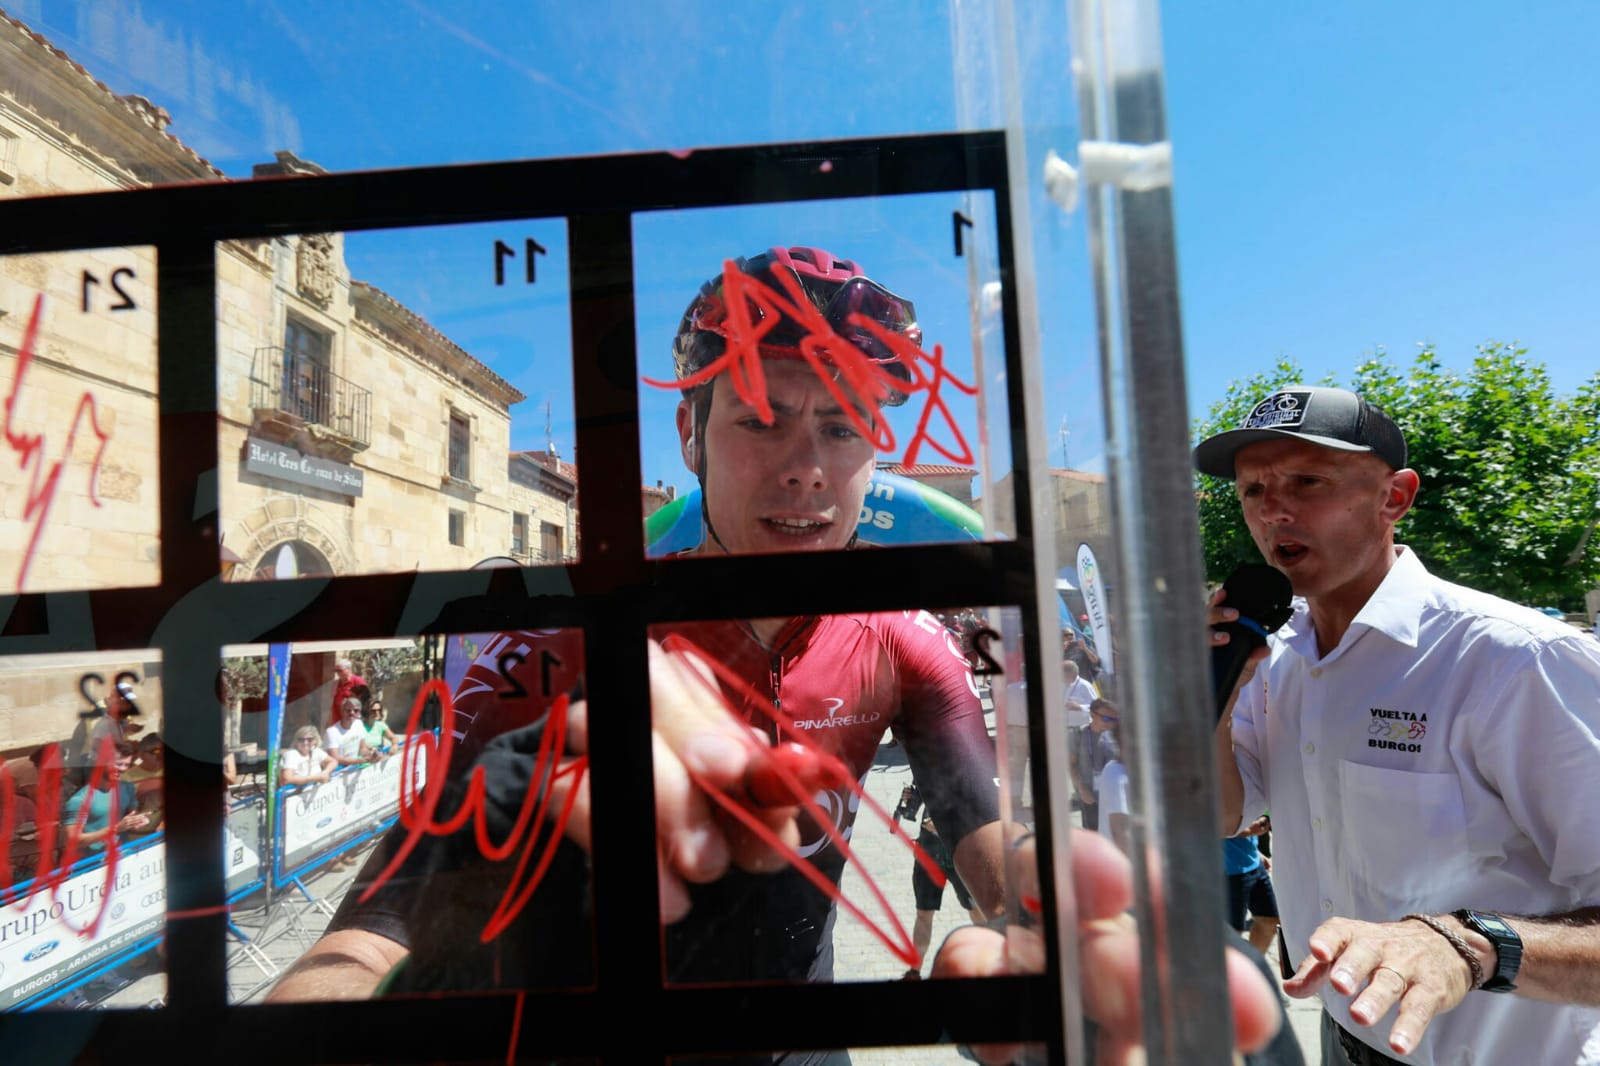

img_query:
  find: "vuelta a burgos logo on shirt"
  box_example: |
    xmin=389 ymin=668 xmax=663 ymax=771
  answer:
xmin=1368 ymin=707 xmax=1428 ymax=753
xmin=793 ymin=697 xmax=881 ymax=731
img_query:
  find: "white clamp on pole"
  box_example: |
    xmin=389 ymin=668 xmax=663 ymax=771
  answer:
xmin=1043 ymin=140 xmax=1173 ymax=213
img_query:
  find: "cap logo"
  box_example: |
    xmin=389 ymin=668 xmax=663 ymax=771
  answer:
xmin=1240 ymin=390 xmax=1312 ymax=431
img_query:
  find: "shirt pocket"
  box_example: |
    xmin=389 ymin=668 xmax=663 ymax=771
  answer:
xmin=1337 ymin=761 xmax=1471 ymax=913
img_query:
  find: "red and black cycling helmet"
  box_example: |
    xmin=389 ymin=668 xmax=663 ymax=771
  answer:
xmin=670 ymin=246 xmax=919 ymax=407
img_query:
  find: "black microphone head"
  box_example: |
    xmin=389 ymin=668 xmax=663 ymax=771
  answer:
xmin=1222 ymin=564 xmax=1294 ymax=633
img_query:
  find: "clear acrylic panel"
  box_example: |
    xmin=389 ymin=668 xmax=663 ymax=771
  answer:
xmin=216 ymin=220 xmax=576 ymax=581
xmin=0 ymin=1 xmax=1232 ymax=1061
xmin=0 ymin=649 xmax=167 ymax=1010
xmin=0 ymin=248 xmax=160 ymax=594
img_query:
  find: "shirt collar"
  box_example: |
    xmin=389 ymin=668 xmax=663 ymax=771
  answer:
xmin=1281 ymin=546 xmax=1429 ymax=661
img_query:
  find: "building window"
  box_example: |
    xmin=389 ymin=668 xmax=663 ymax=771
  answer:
xmin=282 ymin=317 xmax=332 ymax=424
xmin=448 ymin=509 xmax=465 ymax=547
xmin=511 ymin=513 xmax=528 ymax=555
xmin=0 ymin=126 xmax=17 ymax=186
xmin=448 ymin=411 xmax=471 ymax=481
xmin=540 ymin=521 xmax=563 ymax=562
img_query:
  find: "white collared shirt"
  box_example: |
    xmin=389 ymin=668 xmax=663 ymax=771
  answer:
xmin=1230 ymin=547 xmax=1600 ymax=1065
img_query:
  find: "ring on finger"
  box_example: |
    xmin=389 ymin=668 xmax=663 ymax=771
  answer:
xmin=1375 ymin=965 xmax=1408 ymax=986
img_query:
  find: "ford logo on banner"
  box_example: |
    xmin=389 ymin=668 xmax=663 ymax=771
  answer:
xmin=111 ymin=902 xmax=126 ymax=921
xmin=316 ymin=816 xmax=333 ymax=829
xmin=24 ymin=941 xmax=59 ymax=962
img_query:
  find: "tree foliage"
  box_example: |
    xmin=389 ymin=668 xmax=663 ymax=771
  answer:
xmin=1192 ymin=346 xmax=1600 ymax=610
xmin=218 ymin=654 xmax=269 ymax=706
xmin=353 ymin=643 xmax=425 ymax=701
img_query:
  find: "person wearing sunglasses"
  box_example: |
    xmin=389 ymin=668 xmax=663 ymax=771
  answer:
xmin=1070 ymin=694 xmax=1122 ymax=836
xmin=278 ymin=726 xmax=334 ymax=788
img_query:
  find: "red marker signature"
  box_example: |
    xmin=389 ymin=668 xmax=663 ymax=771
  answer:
xmin=370 ymin=653 xmax=945 ymax=969
xmin=4 ymin=294 xmax=112 ymax=591
xmin=643 ymin=259 xmax=978 ymax=469
xmin=1 ymin=738 xmax=129 ymax=939
xmin=363 ymin=679 xmax=587 ymax=944
xmin=658 ymin=633 xmax=946 ymax=969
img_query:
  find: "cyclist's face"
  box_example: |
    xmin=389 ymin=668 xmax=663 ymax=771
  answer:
xmin=680 ymin=360 xmax=876 ymax=556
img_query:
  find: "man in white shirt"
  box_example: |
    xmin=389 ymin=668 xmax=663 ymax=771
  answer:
xmin=1197 ymin=386 xmax=1600 ymax=1066
xmin=1062 ymin=659 xmax=1096 ymax=727
xmin=324 ymin=697 xmax=369 ymax=767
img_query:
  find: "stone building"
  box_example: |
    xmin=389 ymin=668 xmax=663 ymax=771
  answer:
xmin=877 ymin=461 xmax=976 ymax=506
xmin=508 ymin=449 xmax=577 ymax=564
xmin=988 ymin=467 xmax=1114 ymax=582
xmin=0 ymin=13 xmax=579 ymax=760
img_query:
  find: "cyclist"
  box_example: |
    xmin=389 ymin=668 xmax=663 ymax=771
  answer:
xmin=266 ymin=248 xmax=1284 ymax=1063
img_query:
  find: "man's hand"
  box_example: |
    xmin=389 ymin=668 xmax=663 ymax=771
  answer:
xmin=548 ymin=640 xmax=807 ymax=923
xmin=1207 ymin=587 xmax=1271 ymax=715
xmin=1285 ymin=914 xmax=1478 ymax=1059
xmin=932 ymin=830 xmax=1283 ymax=1065
xmin=116 ymin=811 xmax=150 ymax=833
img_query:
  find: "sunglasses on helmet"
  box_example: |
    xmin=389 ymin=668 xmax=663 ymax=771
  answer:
xmin=685 ymin=254 xmax=921 ymax=377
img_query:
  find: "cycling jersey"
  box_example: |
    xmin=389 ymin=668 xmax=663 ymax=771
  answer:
xmin=333 ymin=611 xmax=998 ymax=1016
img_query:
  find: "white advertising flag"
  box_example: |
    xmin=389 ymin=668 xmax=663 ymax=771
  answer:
xmin=1075 ymin=543 xmax=1113 ymax=676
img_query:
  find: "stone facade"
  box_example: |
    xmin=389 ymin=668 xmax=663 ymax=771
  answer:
xmin=0 ymin=14 xmax=576 ymax=760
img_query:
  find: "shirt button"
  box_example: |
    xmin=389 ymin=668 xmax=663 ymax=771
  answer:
xmin=1304 ymin=742 xmax=1315 ymax=755
xmin=1313 ymin=817 xmax=1322 ymax=830
xmin=1323 ymin=899 xmax=1334 ymax=912
xmin=1310 ymin=667 xmax=1323 ymax=678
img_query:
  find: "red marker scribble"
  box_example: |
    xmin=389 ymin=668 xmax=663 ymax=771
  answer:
xmin=363 ymin=679 xmax=587 ymax=943
xmin=0 ymin=738 xmax=127 ymax=939
xmin=3 ymin=294 xmax=112 ymax=591
xmin=642 ymin=259 xmax=978 ymax=470
xmin=658 ymin=633 xmax=948 ymax=969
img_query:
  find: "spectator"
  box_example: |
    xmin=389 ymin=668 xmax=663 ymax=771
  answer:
xmin=1062 ymin=626 xmax=1102 ymax=688
xmin=121 ymin=733 xmax=165 ymax=837
xmin=1070 ymin=697 xmax=1120 ymax=832
xmin=1225 ymin=816 xmax=1280 ymax=957
xmin=61 ymin=741 xmax=148 ymax=857
xmin=328 ymin=657 xmax=368 ymax=727
xmin=900 ymin=784 xmax=986 ymax=980
xmin=279 ymin=726 xmax=334 ymax=787
xmin=1091 ymin=702 xmax=1130 ymax=856
xmin=1061 ymin=659 xmax=1095 ymax=723
xmin=360 ymin=700 xmax=402 ymax=759
xmin=324 ymin=698 xmax=370 ymax=767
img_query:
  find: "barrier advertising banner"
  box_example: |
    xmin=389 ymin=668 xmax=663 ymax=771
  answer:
xmin=275 ymin=739 xmax=427 ymax=881
xmin=0 ymin=839 xmax=166 ymax=1008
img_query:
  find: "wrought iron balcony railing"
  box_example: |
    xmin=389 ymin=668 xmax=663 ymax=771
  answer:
xmin=249 ymin=347 xmax=372 ymax=450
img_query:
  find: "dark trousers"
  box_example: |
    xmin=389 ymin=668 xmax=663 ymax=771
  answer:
xmin=1321 ymin=1010 xmax=1407 ymax=1066
xmin=1079 ymin=801 xmax=1100 ymax=832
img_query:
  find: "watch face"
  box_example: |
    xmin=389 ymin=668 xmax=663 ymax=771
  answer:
xmin=1478 ymin=914 xmax=1513 ymax=937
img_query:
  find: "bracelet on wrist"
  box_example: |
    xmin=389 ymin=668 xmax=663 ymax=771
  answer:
xmin=1403 ymin=912 xmax=1485 ymax=989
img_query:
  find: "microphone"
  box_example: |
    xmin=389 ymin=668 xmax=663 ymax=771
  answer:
xmin=1211 ymin=564 xmax=1293 ymax=721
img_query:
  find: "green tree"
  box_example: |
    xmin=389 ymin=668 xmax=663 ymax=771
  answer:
xmin=1192 ymin=346 xmax=1600 ymax=610
xmin=352 ymin=642 xmax=425 ymax=702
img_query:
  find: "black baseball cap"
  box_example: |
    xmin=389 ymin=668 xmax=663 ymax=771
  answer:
xmin=1193 ymin=386 xmax=1407 ymax=479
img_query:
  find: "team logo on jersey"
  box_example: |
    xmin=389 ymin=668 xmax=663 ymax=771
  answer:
xmin=793 ymin=698 xmax=880 ymax=730
xmin=1367 ymin=707 xmax=1427 ymax=753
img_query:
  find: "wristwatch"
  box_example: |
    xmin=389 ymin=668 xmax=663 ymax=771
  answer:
xmin=1452 ymin=909 xmax=1522 ymax=992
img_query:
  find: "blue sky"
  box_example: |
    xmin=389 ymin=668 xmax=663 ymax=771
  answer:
xmin=15 ymin=0 xmax=1596 ymax=499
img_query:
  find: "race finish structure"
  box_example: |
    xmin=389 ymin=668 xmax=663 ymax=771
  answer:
xmin=0 ymin=2 xmax=1227 ymax=1064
